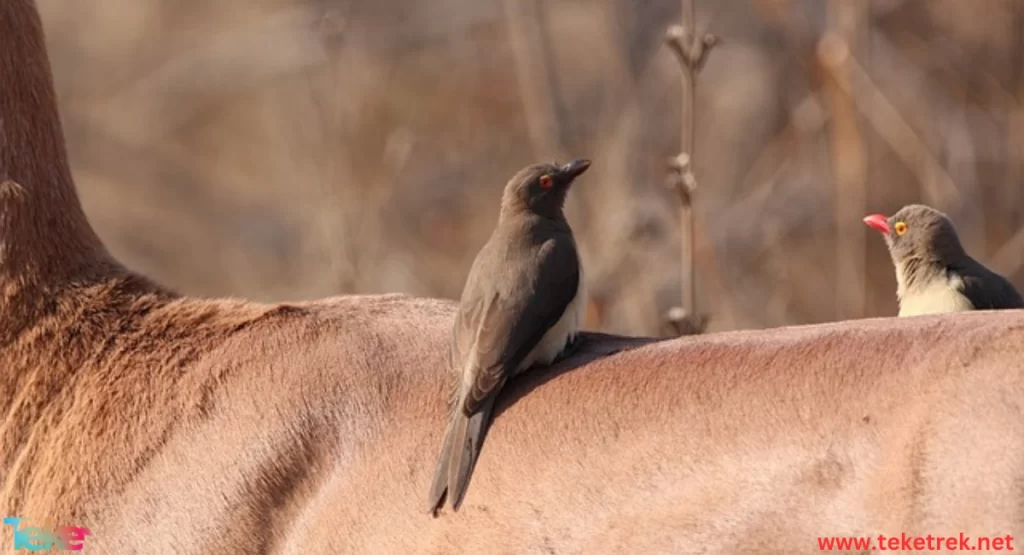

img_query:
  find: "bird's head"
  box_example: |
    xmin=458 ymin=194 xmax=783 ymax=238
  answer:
xmin=863 ymin=203 xmax=966 ymax=266
xmin=501 ymin=159 xmax=591 ymax=219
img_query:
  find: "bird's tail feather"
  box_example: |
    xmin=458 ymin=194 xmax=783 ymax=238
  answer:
xmin=426 ymin=414 xmax=457 ymax=514
xmin=448 ymin=395 xmax=496 ymax=511
xmin=426 ymin=366 xmax=496 ymax=515
xmin=426 ymin=358 xmax=466 ymax=515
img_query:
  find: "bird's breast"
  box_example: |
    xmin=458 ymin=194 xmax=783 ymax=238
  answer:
xmin=898 ymin=275 xmax=974 ymax=317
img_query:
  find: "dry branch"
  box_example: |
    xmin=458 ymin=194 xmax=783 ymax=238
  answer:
xmin=503 ymin=0 xmax=564 ymax=160
xmin=98 ymin=7 xmax=347 ymax=142
xmin=818 ymin=34 xmax=963 ymax=209
xmin=989 ymin=224 xmax=1024 ymax=279
xmin=661 ymin=0 xmax=718 ymax=336
xmin=819 ymin=0 xmax=869 ymax=320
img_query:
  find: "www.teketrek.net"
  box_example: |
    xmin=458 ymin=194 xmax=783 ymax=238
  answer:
xmin=818 ymin=533 xmax=1014 ymax=552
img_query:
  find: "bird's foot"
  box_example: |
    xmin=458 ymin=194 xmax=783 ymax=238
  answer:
xmin=552 ymin=334 xmax=583 ymax=364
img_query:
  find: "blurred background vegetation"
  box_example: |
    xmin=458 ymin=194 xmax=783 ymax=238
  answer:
xmin=38 ymin=0 xmax=1024 ymax=337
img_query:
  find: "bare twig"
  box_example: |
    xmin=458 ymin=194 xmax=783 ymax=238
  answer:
xmin=818 ymin=34 xmax=963 ymax=208
xmin=502 ymin=0 xmax=564 ymax=160
xmin=1009 ymin=0 xmax=1024 ymax=231
xmin=661 ymin=0 xmax=718 ymax=336
xmin=819 ymin=0 xmax=869 ymax=320
xmin=101 ymin=7 xmax=347 ymax=143
xmin=989 ymin=224 xmax=1024 ymax=279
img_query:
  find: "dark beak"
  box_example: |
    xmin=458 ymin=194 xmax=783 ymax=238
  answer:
xmin=560 ymin=159 xmax=591 ymax=181
xmin=863 ymin=214 xmax=891 ymax=235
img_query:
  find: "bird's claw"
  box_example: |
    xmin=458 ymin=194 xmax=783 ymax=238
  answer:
xmin=552 ymin=334 xmax=582 ymax=364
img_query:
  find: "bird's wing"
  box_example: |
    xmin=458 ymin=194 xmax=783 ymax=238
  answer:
xmin=450 ymin=285 xmax=490 ymax=374
xmin=957 ymin=263 xmax=1024 ymax=310
xmin=458 ymin=235 xmax=580 ymax=415
xmin=958 ymin=272 xmax=1024 ymax=311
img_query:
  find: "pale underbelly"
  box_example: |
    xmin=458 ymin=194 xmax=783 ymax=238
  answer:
xmin=517 ymin=266 xmax=587 ymax=373
xmin=898 ymin=278 xmax=974 ymax=317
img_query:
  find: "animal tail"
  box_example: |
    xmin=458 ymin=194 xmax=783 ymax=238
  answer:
xmin=425 ymin=395 xmax=496 ymax=515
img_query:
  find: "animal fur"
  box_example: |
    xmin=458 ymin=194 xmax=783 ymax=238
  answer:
xmin=3 ymin=1 xmax=1024 ymax=553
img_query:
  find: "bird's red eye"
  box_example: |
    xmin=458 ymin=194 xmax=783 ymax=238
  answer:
xmin=539 ymin=175 xmax=553 ymax=189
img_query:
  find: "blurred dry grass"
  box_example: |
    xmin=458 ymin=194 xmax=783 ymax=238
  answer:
xmin=38 ymin=0 xmax=1024 ymax=337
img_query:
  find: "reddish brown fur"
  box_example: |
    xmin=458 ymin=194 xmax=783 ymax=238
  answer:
xmin=3 ymin=1 xmax=1024 ymax=553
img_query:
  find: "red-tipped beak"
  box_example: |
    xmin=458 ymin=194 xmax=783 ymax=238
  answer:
xmin=863 ymin=214 xmax=890 ymax=235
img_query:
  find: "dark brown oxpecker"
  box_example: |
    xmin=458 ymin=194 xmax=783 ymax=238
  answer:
xmin=863 ymin=204 xmax=1023 ymax=316
xmin=427 ymin=159 xmax=591 ymax=515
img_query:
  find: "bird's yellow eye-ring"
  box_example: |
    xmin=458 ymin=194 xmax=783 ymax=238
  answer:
xmin=894 ymin=221 xmax=907 ymax=236
xmin=539 ymin=175 xmax=553 ymax=189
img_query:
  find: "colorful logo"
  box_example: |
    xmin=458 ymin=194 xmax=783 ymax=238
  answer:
xmin=3 ymin=517 xmax=91 ymax=551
